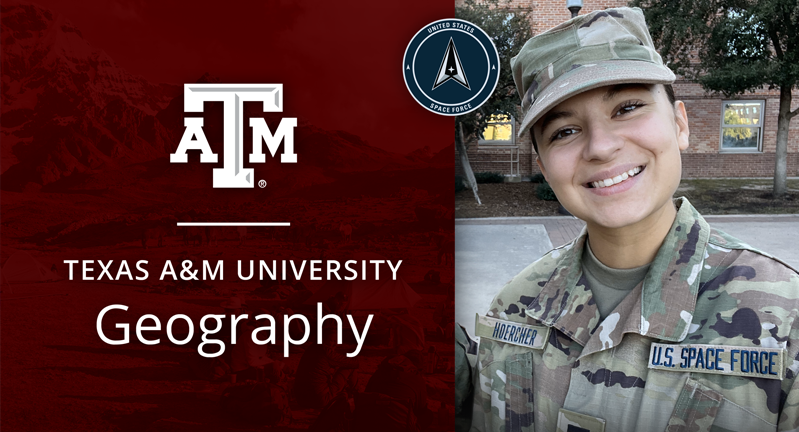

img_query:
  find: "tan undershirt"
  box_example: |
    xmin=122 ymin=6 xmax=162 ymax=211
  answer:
xmin=582 ymin=241 xmax=652 ymax=320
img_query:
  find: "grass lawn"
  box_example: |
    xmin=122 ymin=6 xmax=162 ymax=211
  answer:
xmin=678 ymin=178 xmax=799 ymax=214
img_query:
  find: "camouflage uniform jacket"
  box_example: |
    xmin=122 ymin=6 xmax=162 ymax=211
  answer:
xmin=471 ymin=198 xmax=799 ymax=432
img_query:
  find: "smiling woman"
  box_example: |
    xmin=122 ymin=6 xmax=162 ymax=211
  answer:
xmin=462 ymin=7 xmax=799 ymax=432
xmin=531 ymin=83 xmax=689 ymax=258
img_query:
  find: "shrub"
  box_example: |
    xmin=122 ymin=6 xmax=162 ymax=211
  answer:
xmin=530 ymin=173 xmax=545 ymax=183
xmin=474 ymin=172 xmax=505 ymax=184
xmin=536 ymin=181 xmax=558 ymax=201
xmin=455 ymin=175 xmax=466 ymax=192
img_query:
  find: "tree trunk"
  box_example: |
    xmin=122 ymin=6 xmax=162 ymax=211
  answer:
xmin=455 ymin=121 xmax=481 ymax=205
xmin=773 ymin=85 xmax=792 ymax=197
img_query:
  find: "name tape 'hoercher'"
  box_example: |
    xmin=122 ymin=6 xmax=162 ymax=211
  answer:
xmin=475 ymin=314 xmax=549 ymax=350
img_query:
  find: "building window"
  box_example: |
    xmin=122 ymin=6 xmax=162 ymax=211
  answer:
xmin=720 ymin=100 xmax=764 ymax=152
xmin=479 ymin=114 xmax=514 ymax=145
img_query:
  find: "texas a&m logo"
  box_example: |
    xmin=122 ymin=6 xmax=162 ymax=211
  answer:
xmin=170 ymin=84 xmax=297 ymax=188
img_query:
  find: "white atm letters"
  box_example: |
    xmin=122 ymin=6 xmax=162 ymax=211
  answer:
xmin=170 ymin=84 xmax=297 ymax=188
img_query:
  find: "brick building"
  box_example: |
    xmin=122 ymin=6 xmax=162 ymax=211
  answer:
xmin=455 ymin=0 xmax=799 ymax=179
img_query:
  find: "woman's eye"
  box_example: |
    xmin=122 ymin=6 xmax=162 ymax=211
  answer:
xmin=615 ymin=102 xmax=645 ymax=117
xmin=551 ymin=128 xmax=578 ymax=142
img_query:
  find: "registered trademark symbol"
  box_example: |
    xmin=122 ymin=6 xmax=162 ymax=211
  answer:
xmin=258 ymin=180 xmax=267 ymax=188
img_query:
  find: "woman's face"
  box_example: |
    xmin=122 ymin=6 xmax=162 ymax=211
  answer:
xmin=533 ymin=84 xmax=690 ymax=230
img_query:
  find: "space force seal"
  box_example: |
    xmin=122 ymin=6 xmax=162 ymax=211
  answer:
xmin=475 ymin=314 xmax=549 ymax=349
xmin=648 ymin=342 xmax=787 ymax=380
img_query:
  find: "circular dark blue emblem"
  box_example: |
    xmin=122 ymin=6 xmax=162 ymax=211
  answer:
xmin=403 ymin=19 xmax=499 ymax=116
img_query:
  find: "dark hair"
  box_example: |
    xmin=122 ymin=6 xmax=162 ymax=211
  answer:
xmin=530 ymin=84 xmax=676 ymax=154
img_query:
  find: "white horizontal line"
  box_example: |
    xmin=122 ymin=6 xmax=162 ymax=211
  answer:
xmin=177 ymin=222 xmax=290 ymax=227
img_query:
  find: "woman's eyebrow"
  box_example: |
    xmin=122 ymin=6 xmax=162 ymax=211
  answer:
xmin=603 ymin=84 xmax=651 ymax=101
xmin=539 ymin=110 xmax=574 ymax=134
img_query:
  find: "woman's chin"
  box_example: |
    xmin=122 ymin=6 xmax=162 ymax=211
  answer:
xmin=573 ymin=204 xmax=651 ymax=231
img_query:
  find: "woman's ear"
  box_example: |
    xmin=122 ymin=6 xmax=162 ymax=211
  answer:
xmin=536 ymin=156 xmax=548 ymax=182
xmin=674 ymin=100 xmax=690 ymax=151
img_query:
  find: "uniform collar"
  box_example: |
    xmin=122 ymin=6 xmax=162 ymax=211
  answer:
xmin=525 ymin=197 xmax=711 ymax=347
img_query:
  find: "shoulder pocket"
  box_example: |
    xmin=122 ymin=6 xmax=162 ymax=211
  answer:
xmin=666 ymin=377 xmax=722 ymax=432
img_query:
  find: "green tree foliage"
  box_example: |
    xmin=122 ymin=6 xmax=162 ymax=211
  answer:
xmin=723 ymin=109 xmax=752 ymax=140
xmin=455 ymin=0 xmax=533 ymax=139
xmin=631 ymin=0 xmax=799 ymax=196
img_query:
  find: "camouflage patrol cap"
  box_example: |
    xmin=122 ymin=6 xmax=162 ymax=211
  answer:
xmin=511 ymin=7 xmax=676 ymax=137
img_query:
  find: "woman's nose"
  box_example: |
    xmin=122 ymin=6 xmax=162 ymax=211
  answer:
xmin=583 ymin=121 xmax=624 ymax=162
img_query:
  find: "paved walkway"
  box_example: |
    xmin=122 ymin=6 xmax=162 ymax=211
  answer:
xmin=457 ymin=216 xmax=585 ymax=248
xmin=455 ymin=215 xmax=799 ymax=332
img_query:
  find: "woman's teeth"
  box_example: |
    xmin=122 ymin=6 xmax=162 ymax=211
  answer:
xmin=591 ymin=166 xmax=642 ymax=189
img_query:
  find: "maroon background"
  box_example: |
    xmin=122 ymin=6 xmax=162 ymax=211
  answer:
xmin=1 ymin=0 xmax=455 ymax=430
